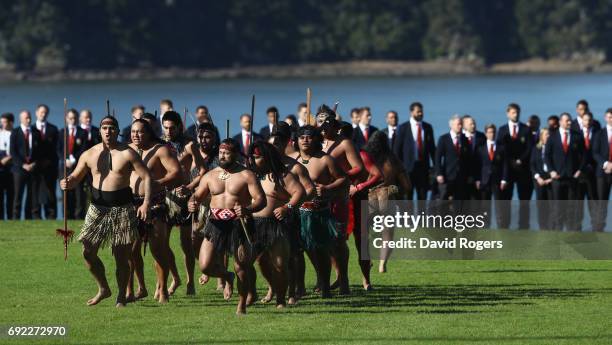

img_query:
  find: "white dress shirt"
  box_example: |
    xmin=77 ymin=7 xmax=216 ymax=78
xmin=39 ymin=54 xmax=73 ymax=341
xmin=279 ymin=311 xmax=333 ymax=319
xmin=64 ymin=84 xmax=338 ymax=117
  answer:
xmin=508 ymin=120 xmax=519 ymax=137
xmin=604 ymin=125 xmax=612 ymax=169
xmin=36 ymin=120 xmax=47 ymax=137
xmin=0 ymin=129 xmax=11 ymax=154
xmin=80 ymin=124 xmax=92 ymax=141
xmin=20 ymin=124 xmax=33 ymax=150
xmin=387 ymin=125 xmax=397 ymax=140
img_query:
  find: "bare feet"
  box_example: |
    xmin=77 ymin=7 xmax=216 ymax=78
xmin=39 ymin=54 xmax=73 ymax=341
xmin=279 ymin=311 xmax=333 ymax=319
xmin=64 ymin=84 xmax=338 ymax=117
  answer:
xmin=87 ymin=289 xmax=111 ymax=306
xmin=276 ymin=303 xmax=286 ymax=309
xmin=260 ymin=288 xmax=273 ymax=304
xmin=223 ymin=272 xmax=235 ymax=301
xmin=379 ymin=261 xmax=387 ymax=273
xmin=363 ymin=283 xmax=373 ymax=291
xmin=135 ymin=289 xmax=148 ymax=300
xmin=287 ymin=297 xmax=297 ymax=305
xmin=217 ymin=278 xmax=225 ymax=291
xmin=157 ymin=289 xmax=169 ymax=304
xmin=246 ymin=291 xmax=258 ymax=306
xmin=235 ymin=308 xmax=246 ymax=315
xmin=168 ymin=278 xmax=181 ymax=295
xmin=186 ymin=282 xmax=196 ymax=296
xmin=199 ymin=274 xmax=209 ymax=285
xmin=115 ymin=302 xmax=126 ymax=308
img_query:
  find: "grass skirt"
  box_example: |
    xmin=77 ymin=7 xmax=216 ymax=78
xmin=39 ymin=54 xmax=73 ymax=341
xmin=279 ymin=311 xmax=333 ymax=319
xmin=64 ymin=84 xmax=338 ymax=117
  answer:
xmin=253 ymin=217 xmax=288 ymax=255
xmin=197 ymin=217 xmax=255 ymax=256
xmin=299 ymin=207 xmax=337 ymax=251
xmin=165 ymin=189 xmax=190 ymax=226
xmin=78 ymin=203 xmax=138 ymax=248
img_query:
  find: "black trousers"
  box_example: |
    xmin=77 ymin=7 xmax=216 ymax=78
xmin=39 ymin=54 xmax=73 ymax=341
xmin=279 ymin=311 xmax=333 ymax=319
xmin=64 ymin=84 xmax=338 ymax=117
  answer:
xmin=12 ymin=170 xmax=33 ymax=219
xmin=408 ymin=161 xmax=430 ymax=212
xmin=479 ymin=181 xmax=504 ymax=229
xmin=31 ymin=170 xmax=57 ymax=219
xmin=576 ymin=172 xmax=597 ymax=230
xmin=0 ymin=170 xmax=14 ymax=219
xmin=551 ymin=177 xmax=580 ymax=231
xmin=593 ymin=175 xmax=612 ymax=231
xmin=499 ymin=169 xmax=532 ymax=229
xmin=534 ymin=181 xmax=553 ymax=230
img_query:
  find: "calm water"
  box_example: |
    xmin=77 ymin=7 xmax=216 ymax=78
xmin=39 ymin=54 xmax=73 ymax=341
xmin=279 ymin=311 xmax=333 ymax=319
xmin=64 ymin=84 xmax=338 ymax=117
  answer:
xmin=1 ymin=73 xmax=612 ymax=134
xmin=1 ymin=74 xmax=612 ymax=221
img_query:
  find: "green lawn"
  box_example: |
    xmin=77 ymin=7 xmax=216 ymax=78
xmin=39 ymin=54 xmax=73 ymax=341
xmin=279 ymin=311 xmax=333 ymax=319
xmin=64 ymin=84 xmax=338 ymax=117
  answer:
xmin=0 ymin=221 xmax=611 ymax=345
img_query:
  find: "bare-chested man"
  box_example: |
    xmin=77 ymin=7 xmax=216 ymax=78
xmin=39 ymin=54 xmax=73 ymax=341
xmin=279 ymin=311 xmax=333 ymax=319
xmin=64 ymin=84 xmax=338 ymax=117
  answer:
xmin=248 ymin=141 xmax=304 ymax=308
xmin=188 ymin=138 xmax=266 ymax=314
xmin=269 ymin=122 xmax=315 ymax=304
xmin=319 ymin=107 xmax=364 ymax=295
xmin=60 ymin=115 xmax=151 ymax=308
xmin=293 ymin=125 xmax=347 ymax=298
xmin=127 ymin=119 xmax=182 ymax=303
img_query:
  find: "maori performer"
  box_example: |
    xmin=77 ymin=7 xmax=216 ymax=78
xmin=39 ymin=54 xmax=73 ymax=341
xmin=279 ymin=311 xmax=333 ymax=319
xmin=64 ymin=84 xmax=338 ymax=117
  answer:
xmin=269 ymin=122 xmax=315 ymax=304
xmin=249 ymin=141 xmax=305 ymax=308
xmin=127 ymin=119 xmax=182 ymax=303
xmin=319 ymin=106 xmax=364 ymax=294
xmin=161 ymin=110 xmax=195 ymax=295
xmin=60 ymin=115 xmax=152 ymax=308
xmin=294 ymin=125 xmax=347 ymax=298
xmin=188 ymin=138 xmax=266 ymax=315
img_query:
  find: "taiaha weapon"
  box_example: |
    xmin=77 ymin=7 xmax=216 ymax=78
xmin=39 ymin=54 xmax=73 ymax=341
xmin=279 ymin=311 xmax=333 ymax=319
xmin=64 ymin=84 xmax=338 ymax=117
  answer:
xmin=56 ymin=98 xmax=74 ymax=260
xmin=306 ymin=88 xmax=312 ymax=125
xmin=333 ymin=101 xmax=340 ymax=113
xmin=237 ymin=95 xmax=257 ymax=246
xmin=225 ymin=119 xmax=230 ymax=139
xmin=106 ymin=99 xmax=111 ymax=116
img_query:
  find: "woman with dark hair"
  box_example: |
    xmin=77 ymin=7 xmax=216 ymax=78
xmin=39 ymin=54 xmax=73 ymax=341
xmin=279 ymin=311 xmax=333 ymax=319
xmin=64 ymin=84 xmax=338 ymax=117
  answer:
xmin=362 ymin=130 xmax=411 ymax=273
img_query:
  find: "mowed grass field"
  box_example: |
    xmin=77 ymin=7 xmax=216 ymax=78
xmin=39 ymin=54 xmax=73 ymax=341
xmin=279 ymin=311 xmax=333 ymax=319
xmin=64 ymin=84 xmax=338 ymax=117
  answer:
xmin=1 ymin=221 xmax=611 ymax=345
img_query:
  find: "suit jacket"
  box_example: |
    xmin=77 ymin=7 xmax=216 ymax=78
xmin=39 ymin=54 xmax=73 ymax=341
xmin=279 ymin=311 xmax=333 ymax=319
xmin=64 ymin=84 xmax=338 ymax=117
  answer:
xmin=496 ymin=122 xmax=533 ymax=176
xmin=545 ymin=129 xmax=585 ymax=178
xmin=83 ymin=125 xmax=100 ymax=149
xmin=57 ymin=127 xmax=88 ymax=167
xmin=259 ymin=124 xmax=275 ymax=140
xmin=435 ymin=133 xmax=470 ymax=181
xmin=592 ymin=128 xmax=612 ymax=177
xmin=392 ymin=120 xmax=436 ymax=173
xmin=10 ymin=126 xmax=42 ymax=173
xmin=352 ymin=125 xmax=379 ymax=151
xmin=478 ymin=142 xmax=506 ymax=186
xmin=37 ymin=122 xmax=59 ymax=171
xmin=185 ymin=123 xmax=221 ymax=145
xmin=530 ymin=146 xmax=550 ymax=180
xmin=121 ymin=125 xmax=132 ymax=144
xmin=382 ymin=126 xmax=399 ymax=148
xmin=465 ymin=131 xmax=486 ymax=180
xmin=232 ymin=131 xmax=263 ymax=154
xmin=582 ymin=127 xmax=599 ymax=175
xmin=571 ymin=118 xmax=601 ymax=133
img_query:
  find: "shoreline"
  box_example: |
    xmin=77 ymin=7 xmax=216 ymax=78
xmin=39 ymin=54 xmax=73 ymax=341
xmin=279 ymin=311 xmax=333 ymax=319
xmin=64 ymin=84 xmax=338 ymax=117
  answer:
xmin=1 ymin=59 xmax=612 ymax=82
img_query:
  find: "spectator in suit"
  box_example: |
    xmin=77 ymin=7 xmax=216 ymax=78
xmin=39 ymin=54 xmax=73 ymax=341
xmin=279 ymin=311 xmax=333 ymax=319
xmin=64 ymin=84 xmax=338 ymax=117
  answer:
xmin=476 ymin=124 xmax=506 ymax=228
xmin=462 ymin=115 xmax=486 ymax=201
xmin=58 ymin=109 xmax=88 ymax=219
xmin=572 ymin=99 xmax=601 ymax=132
xmin=548 ymin=115 xmax=560 ymax=131
xmin=185 ymin=105 xmax=220 ymax=143
xmin=382 ymin=111 xmax=399 ymax=148
xmin=530 ymin=128 xmax=553 ymax=230
xmin=592 ymin=108 xmax=612 ymax=231
xmin=33 ymin=104 xmax=59 ymax=219
xmin=352 ymin=107 xmax=378 ymax=151
xmin=392 ymin=102 xmax=436 ymax=209
xmin=527 ymin=114 xmax=541 ymax=144
xmin=435 ymin=115 xmax=470 ymax=202
xmin=10 ymin=110 xmax=41 ymax=219
xmin=232 ymin=114 xmax=262 ymax=156
xmin=79 ymin=109 xmax=100 ymax=149
xmin=350 ymin=108 xmax=361 ymax=128
xmin=545 ymin=113 xmax=585 ymax=230
xmin=496 ymin=103 xmax=533 ymax=229
xmin=576 ymin=111 xmax=599 ymax=229
xmin=121 ymin=105 xmax=145 ymax=143
xmin=296 ymin=103 xmax=310 ymax=127
xmin=0 ymin=113 xmax=14 ymax=219
xmin=259 ymin=106 xmax=279 ymax=140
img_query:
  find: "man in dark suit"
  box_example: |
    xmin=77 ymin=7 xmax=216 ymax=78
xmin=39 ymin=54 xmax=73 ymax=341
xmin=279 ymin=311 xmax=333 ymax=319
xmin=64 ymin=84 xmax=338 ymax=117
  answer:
xmin=0 ymin=113 xmax=14 ymax=219
xmin=79 ymin=109 xmax=100 ymax=149
xmin=33 ymin=104 xmax=58 ymax=219
xmin=185 ymin=105 xmax=221 ymax=144
xmin=528 ymin=114 xmax=541 ymax=144
xmin=435 ymin=115 xmax=470 ymax=202
xmin=575 ymin=111 xmax=599 ymax=229
xmin=58 ymin=109 xmax=88 ymax=219
xmin=545 ymin=113 xmax=585 ymax=230
xmin=120 ymin=105 xmax=144 ymax=144
xmin=462 ymin=115 xmax=486 ymax=201
xmin=572 ymin=99 xmax=601 ymax=133
xmin=476 ymin=124 xmax=507 ymax=228
xmin=496 ymin=103 xmax=533 ymax=229
xmin=382 ymin=111 xmax=399 ymax=148
xmin=393 ymin=102 xmax=436 ymax=208
xmin=232 ymin=114 xmax=262 ymax=157
xmin=592 ymin=108 xmax=612 ymax=231
xmin=10 ymin=110 xmax=41 ymax=219
xmin=259 ymin=106 xmax=280 ymax=141
xmin=352 ymin=107 xmax=378 ymax=151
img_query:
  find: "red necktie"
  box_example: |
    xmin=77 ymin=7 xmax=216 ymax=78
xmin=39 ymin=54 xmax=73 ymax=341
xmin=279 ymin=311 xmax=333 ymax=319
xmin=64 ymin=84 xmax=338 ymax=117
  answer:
xmin=68 ymin=128 xmax=75 ymax=155
xmin=608 ymin=135 xmax=612 ymax=162
xmin=584 ymin=130 xmax=590 ymax=150
xmin=467 ymin=136 xmax=473 ymax=148
xmin=244 ymin=133 xmax=250 ymax=154
xmin=24 ymin=128 xmax=30 ymax=162
xmin=488 ymin=143 xmax=494 ymax=161
xmin=363 ymin=127 xmax=369 ymax=142
xmin=511 ymin=124 xmax=517 ymax=140
xmin=562 ymin=131 xmax=569 ymax=154
xmin=40 ymin=124 xmax=45 ymax=140
xmin=454 ymin=136 xmax=460 ymax=154
xmin=416 ymin=123 xmax=423 ymax=160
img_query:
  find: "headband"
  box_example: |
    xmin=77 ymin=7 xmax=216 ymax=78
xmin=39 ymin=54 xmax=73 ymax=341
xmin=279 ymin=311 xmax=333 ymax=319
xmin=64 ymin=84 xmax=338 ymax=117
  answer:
xmin=100 ymin=116 xmax=118 ymax=129
xmin=253 ymin=146 xmax=262 ymax=156
xmin=219 ymin=142 xmax=235 ymax=151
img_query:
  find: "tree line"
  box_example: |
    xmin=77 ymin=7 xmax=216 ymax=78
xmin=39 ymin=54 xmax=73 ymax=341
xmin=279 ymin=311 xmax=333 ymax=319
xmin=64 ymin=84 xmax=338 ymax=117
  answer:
xmin=1 ymin=0 xmax=611 ymax=71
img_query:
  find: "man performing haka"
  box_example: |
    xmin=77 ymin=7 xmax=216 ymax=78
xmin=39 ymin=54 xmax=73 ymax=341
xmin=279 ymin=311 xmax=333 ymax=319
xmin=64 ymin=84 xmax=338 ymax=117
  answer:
xmin=319 ymin=107 xmax=364 ymax=294
xmin=249 ymin=141 xmax=305 ymax=308
xmin=127 ymin=119 xmax=182 ymax=303
xmin=294 ymin=125 xmax=347 ymax=298
xmin=269 ymin=122 xmax=315 ymax=304
xmin=60 ymin=115 xmax=151 ymax=308
xmin=188 ymin=138 xmax=266 ymax=315
xmin=161 ymin=110 xmax=196 ymax=295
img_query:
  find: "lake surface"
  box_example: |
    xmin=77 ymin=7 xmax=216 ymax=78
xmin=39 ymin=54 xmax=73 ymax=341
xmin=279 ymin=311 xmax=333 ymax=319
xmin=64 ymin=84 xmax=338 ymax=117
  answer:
xmin=1 ymin=73 xmax=612 ymax=135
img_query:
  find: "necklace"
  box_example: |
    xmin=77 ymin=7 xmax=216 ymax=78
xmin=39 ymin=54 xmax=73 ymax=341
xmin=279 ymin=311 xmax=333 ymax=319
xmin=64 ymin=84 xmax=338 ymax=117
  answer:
xmin=218 ymin=169 xmax=230 ymax=181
